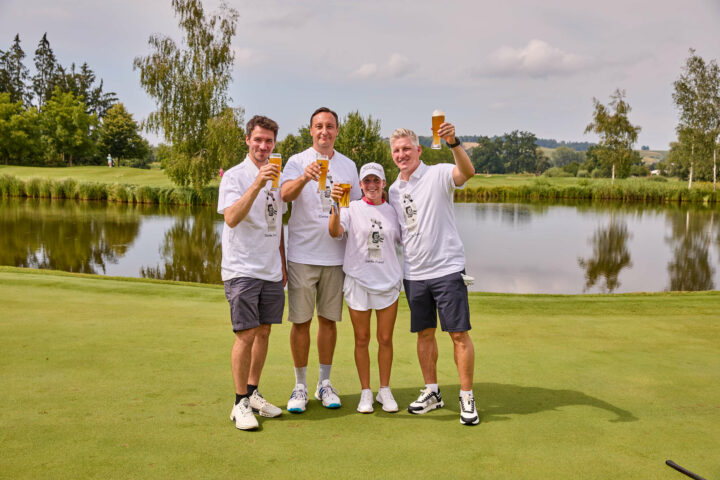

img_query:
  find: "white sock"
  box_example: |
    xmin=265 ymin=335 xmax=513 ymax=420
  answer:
xmin=426 ymin=383 xmax=439 ymax=393
xmin=319 ymin=364 xmax=332 ymax=384
xmin=460 ymin=389 xmax=473 ymax=397
xmin=294 ymin=366 xmax=307 ymax=387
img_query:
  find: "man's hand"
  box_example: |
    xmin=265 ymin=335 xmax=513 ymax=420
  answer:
xmin=303 ymin=161 xmax=321 ymax=182
xmin=438 ymin=122 xmax=457 ymax=146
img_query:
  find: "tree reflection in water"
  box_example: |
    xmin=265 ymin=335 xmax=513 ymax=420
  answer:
xmin=141 ymin=207 xmax=222 ymax=284
xmin=577 ymin=213 xmax=633 ymax=293
xmin=0 ymin=198 xmax=140 ymax=274
xmin=665 ymin=210 xmax=716 ymax=291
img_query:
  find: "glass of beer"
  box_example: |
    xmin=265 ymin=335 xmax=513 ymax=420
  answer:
xmin=317 ymin=155 xmax=329 ymax=192
xmin=431 ymin=109 xmax=445 ymax=150
xmin=339 ymin=183 xmax=351 ymax=208
xmin=269 ymin=153 xmax=282 ymax=189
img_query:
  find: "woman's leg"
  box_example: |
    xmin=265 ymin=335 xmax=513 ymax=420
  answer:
xmin=375 ymin=299 xmax=398 ymax=387
xmin=349 ymin=307 xmax=372 ymax=389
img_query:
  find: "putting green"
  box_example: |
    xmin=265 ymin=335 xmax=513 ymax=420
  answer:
xmin=1 ymin=267 xmax=718 ymax=479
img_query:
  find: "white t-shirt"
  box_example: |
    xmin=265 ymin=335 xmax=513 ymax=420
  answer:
xmin=339 ymin=199 xmax=403 ymax=293
xmin=389 ymin=162 xmax=466 ymax=280
xmin=282 ymin=147 xmax=361 ymax=265
xmin=217 ymin=156 xmax=286 ymax=282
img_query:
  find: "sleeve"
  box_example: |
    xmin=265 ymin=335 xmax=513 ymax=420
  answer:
xmin=280 ymin=154 xmax=303 ymax=186
xmin=217 ymin=173 xmax=245 ymax=214
xmin=445 ymin=163 xmax=465 ymax=191
xmin=350 ymin=164 xmax=362 ymax=201
xmin=339 ymin=207 xmax=351 ymax=233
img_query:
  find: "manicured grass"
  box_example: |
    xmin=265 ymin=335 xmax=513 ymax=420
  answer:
xmin=1 ymin=267 xmax=718 ymax=479
xmin=0 ymin=165 xmax=180 ymax=188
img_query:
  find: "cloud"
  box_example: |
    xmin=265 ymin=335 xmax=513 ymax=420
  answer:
xmin=351 ymin=54 xmax=418 ymax=80
xmin=473 ymin=39 xmax=593 ymax=79
xmin=233 ymin=47 xmax=260 ymax=67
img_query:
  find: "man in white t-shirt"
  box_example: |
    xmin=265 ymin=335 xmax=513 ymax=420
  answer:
xmin=218 ymin=115 xmax=287 ymax=431
xmin=280 ymin=107 xmax=361 ymax=412
xmin=388 ymin=123 xmax=479 ymax=426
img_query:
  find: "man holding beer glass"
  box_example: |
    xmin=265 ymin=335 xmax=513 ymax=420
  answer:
xmin=218 ymin=115 xmax=286 ymax=430
xmin=281 ymin=107 xmax=361 ymax=412
xmin=388 ymin=118 xmax=479 ymax=426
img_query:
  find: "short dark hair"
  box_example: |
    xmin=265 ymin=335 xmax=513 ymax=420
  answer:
xmin=246 ymin=115 xmax=279 ymax=140
xmin=310 ymin=107 xmax=339 ymax=127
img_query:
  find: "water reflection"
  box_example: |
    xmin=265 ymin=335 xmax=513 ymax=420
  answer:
xmin=141 ymin=209 xmax=222 ymax=284
xmin=665 ymin=210 xmax=716 ymax=291
xmin=577 ymin=214 xmax=633 ymax=293
xmin=0 ymin=198 xmax=140 ymax=274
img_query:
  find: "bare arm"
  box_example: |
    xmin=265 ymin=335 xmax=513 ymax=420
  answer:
xmin=281 ymin=162 xmax=321 ymax=202
xmin=223 ymin=163 xmax=277 ymax=228
xmin=328 ymin=183 xmax=345 ymax=238
xmin=439 ymin=122 xmax=475 ymax=186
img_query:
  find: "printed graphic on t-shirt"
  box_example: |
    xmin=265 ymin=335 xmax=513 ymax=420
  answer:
xmin=401 ymin=193 xmax=418 ymax=233
xmin=265 ymin=190 xmax=278 ymax=235
xmin=319 ymin=174 xmax=334 ymax=217
xmin=367 ymin=217 xmax=384 ymax=262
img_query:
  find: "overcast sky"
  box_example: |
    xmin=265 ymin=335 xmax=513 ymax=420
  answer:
xmin=2 ymin=0 xmax=719 ymax=149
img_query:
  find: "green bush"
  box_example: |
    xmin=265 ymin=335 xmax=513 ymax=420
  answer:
xmin=77 ymin=182 xmax=107 ymax=201
xmin=135 ymin=185 xmax=158 ymax=204
xmin=24 ymin=178 xmax=42 ymax=198
xmin=648 ymin=175 xmax=668 ymax=182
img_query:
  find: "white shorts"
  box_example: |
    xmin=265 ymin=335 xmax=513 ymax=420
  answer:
xmin=343 ymin=275 xmax=401 ymax=312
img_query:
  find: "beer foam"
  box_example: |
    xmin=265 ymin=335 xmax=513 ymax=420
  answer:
xmin=432 ymin=109 xmax=444 ymax=116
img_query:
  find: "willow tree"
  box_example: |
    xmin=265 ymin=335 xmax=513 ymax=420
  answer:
xmin=672 ymin=49 xmax=720 ymax=190
xmin=585 ymin=89 xmax=640 ymax=185
xmin=133 ymin=0 xmax=238 ymax=188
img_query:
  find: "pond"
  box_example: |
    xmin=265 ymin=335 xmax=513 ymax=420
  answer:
xmin=1 ymin=197 xmax=719 ymax=294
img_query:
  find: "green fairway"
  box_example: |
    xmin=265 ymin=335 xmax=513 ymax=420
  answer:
xmin=0 ymin=165 xmax=179 ymax=188
xmin=1 ymin=267 xmax=719 ymax=479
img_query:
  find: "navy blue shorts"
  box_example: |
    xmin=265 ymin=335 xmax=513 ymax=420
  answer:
xmin=403 ymin=271 xmax=471 ymax=333
xmin=224 ymin=277 xmax=285 ymax=332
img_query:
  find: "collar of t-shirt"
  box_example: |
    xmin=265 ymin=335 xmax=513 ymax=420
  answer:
xmin=362 ymin=197 xmax=385 ymax=205
xmin=400 ymin=161 xmax=428 ymax=184
xmin=241 ymin=155 xmax=259 ymax=174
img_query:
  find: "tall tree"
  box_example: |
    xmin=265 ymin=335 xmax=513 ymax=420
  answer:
xmin=32 ymin=33 xmax=58 ymax=108
xmin=0 ymin=35 xmax=30 ymax=104
xmin=502 ymin=130 xmax=538 ymax=173
xmin=205 ymin=106 xmax=246 ymax=172
xmin=335 ymin=111 xmax=393 ymax=180
xmin=98 ymin=103 xmax=149 ymax=163
xmin=53 ymin=62 xmax=117 ymax=118
xmin=0 ymin=92 xmax=41 ymax=164
xmin=133 ymin=0 xmax=238 ymax=189
xmin=585 ymin=89 xmax=641 ymax=184
xmin=672 ymin=49 xmax=720 ymax=190
xmin=40 ymin=87 xmax=98 ymax=166
xmin=470 ymin=136 xmax=504 ymax=174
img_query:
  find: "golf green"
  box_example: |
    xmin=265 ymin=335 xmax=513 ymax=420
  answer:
xmin=1 ymin=267 xmax=718 ymax=479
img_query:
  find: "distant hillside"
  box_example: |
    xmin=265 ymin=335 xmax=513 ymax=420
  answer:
xmin=418 ymin=135 xmax=596 ymax=151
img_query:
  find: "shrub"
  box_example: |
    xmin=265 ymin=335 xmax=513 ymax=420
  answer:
xmin=24 ymin=178 xmax=42 ymax=198
xmin=77 ymin=182 xmax=107 ymax=201
xmin=543 ymin=167 xmax=573 ymax=178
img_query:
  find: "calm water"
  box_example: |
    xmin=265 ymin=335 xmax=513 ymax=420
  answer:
xmin=2 ymin=197 xmax=719 ymax=294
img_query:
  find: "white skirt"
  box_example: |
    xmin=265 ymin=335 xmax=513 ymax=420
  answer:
xmin=343 ymin=275 xmax=401 ymax=312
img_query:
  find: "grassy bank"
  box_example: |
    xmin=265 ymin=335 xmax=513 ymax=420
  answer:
xmin=460 ymin=175 xmax=720 ymax=204
xmin=2 ymin=166 xmax=720 ymax=205
xmin=1 ymin=267 xmax=719 ymax=479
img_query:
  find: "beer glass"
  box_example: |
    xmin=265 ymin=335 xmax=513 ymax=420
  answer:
xmin=317 ymin=155 xmax=329 ymax=192
xmin=269 ymin=153 xmax=282 ymax=190
xmin=431 ymin=109 xmax=445 ymax=150
xmin=339 ymin=183 xmax=351 ymax=208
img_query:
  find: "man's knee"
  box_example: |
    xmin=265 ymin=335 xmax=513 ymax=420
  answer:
xmin=449 ymin=330 xmax=472 ymax=347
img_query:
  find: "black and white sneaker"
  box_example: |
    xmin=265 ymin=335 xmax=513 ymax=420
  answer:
xmin=407 ymin=387 xmax=444 ymax=414
xmin=459 ymin=393 xmax=480 ymax=426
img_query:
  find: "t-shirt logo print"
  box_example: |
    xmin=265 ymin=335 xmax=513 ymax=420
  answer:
xmin=265 ymin=190 xmax=278 ymax=233
xmin=367 ymin=218 xmax=384 ymax=261
xmin=402 ymin=193 xmax=418 ymax=232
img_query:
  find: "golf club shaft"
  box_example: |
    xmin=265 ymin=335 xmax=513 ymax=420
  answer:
xmin=666 ymin=460 xmax=706 ymax=480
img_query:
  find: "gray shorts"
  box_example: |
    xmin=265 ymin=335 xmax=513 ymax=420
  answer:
xmin=224 ymin=277 xmax=285 ymax=332
xmin=403 ymin=270 xmax=471 ymax=333
xmin=287 ymin=261 xmax=344 ymax=323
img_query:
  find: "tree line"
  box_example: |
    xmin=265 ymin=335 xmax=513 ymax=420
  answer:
xmin=0 ymin=33 xmax=149 ymax=166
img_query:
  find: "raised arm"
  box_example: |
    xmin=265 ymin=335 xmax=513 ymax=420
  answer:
xmin=223 ymin=163 xmax=277 ymax=228
xmin=439 ymin=122 xmax=475 ymax=186
xmin=281 ymin=161 xmax=321 ymax=202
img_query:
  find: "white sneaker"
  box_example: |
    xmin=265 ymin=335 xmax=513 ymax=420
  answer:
xmin=315 ymin=379 xmax=341 ymax=408
xmin=459 ymin=393 xmax=480 ymax=426
xmin=357 ymin=389 xmax=374 ymax=413
xmin=375 ymin=387 xmax=399 ymax=413
xmin=249 ymin=390 xmax=282 ymax=418
xmin=407 ymin=387 xmax=444 ymax=414
xmin=230 ymin=397 xmax=258 ymax=430
xmin=287 ymin=384 xmax=308 ymax=413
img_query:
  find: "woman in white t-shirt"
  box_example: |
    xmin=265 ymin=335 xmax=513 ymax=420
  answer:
xmin=328 ymin=162 xmax=402 ymax=414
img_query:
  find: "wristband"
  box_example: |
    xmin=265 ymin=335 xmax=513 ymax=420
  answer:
xmin=446 ymin=137 xmax=461 ymax=148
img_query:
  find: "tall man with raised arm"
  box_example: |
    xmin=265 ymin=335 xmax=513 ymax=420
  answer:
xmin=388 ymin=122 xmax=479 ymax=426
xmin=219 ymin=115 xmax=287 ymax=431
xmin=281 ymin=107 xmax=361 ymax=412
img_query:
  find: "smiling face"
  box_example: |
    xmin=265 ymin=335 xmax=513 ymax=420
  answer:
xmin=246 ymin=126 xmax=276 ymax=164
xmin=360 ymin=174 xmax=386 ymax=204
xmin=391 ymin=136 xmax=422 ymax=180
xmin=310 ymin=112 xmax=338 ymax=152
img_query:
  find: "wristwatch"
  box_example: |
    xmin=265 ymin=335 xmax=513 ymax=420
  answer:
xmin=446 ymin=137 xmax=461 ymax=148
